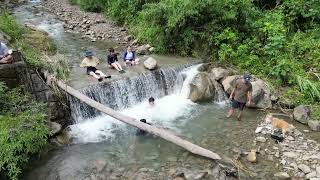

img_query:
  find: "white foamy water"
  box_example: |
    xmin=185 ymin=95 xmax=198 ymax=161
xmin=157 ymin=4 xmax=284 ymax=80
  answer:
xmin=68 ymin=65 xmax=202 ymax=143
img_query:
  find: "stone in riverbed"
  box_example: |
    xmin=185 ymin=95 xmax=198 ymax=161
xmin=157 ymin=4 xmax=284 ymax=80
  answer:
xmin=247 ymin=150 xmax=257 ymax=163
xmin=143 ymin=57 xmax=157 ymax=70
xmin=293 ymin=105 xmax=311 ymax=124
xmin=298 ymin=164 xmax=311 ymax=174
xmin=255 ymin=127 xmax=263 ymax=134
xmin=188 ymin=72 xmax=215 ymax=102
xmin=286 ymin=136 xmax=295 ymax=141
xmin=316 ymin=166 xmax=320 ymax=177
xmin=308 ymin=120 xmax=320 ymax=131
xmin=222 ymin=75 xmax=240 ymax=94
xmin=274 ymin=172 xmax=290 ymax=179
xmin=306 ymin=172 xmax=317 ymax=179
xmin=256 ymin=136 xmax=267 ymax=143
xmin=283 ymin=152 xmax=298 ymax=158
xmin=49 ymin=121 xmax=62 ymax=136
xmin=210 ymin=67 xmax=230 ymax=81
xmin=310 ymin=178 xmax=320 ymax=180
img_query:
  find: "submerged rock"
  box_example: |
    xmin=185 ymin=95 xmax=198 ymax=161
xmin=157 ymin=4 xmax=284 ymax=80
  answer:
xmin=293 ymin=105 xmax=311 ymax=124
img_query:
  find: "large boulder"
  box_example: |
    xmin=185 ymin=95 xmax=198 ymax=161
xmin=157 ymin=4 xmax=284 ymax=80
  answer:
xmin=222 ymin=75 xmax=241 ymax=94
xmin=293 ymin=105 xmax=311 ymax=124
xmin=143 ymin=57 xmax=157 ymax=70
xmin=136 ymin=44 xmax=151 ymax=55
xmin=250 ymin=79 xmax=272 ymax=109
xmin=188 ymin=72 xmax=215 ymax=102
xmin=308 ymin=120 xmax=320 ymax=131
xmin=210 ymin=67 xmax=231 ymax=81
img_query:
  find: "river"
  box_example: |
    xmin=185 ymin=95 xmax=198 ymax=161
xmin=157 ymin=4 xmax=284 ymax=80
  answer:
xmin=13 ymin=1 xmax=318 ymax=180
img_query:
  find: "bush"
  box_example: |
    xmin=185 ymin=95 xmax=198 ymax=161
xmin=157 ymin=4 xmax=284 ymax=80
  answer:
xmin=0 ymin=82 xmax=48 ymax=180
xmin=68 ymin=0 xmax=320 ymax=111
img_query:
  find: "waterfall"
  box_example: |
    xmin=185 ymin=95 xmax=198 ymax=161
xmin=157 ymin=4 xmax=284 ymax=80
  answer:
xmin=70 ymin=64 xmax=191 ymax=122
xmin=68 ymin=64 xmax=202 ymax=143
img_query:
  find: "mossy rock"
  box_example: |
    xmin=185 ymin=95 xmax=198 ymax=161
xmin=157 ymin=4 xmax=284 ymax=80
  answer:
xmin=23 ymin=27 xmax=57 ymax=55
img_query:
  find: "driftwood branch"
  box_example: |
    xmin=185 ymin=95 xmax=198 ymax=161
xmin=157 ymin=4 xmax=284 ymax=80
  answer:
xmin=44 ymin=71 xmax=222 ymax=160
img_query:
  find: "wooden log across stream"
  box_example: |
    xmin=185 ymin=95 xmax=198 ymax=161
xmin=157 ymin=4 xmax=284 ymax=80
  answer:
xmin=45 ymin=72 xmax=222 ymax=161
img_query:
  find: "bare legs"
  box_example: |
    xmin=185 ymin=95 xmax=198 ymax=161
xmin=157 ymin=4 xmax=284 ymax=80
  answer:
xmin=125 ymin=60 xmax=135 ymax=66
xmin=111 ymin=62 xmax=123 ymax=71
xmin=89 ymin=70 xmax=109 ymax=81
xmin=227 ymin=108 xmax=243 ymax=120
xmin=0 ymin=55 xmax=13 ymax=64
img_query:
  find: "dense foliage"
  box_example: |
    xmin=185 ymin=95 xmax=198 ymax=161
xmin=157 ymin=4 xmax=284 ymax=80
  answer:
xmin=70 ymin=0 xmax=319 ymax=117
xmin=0 ymin=82 xmax=48 ymax=180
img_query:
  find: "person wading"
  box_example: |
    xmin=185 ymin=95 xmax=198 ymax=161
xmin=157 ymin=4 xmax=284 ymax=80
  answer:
xmin=227 ymin=74 xmax=253 ymax=120
xmin=80 ymin=50 xmax=110 ymax=82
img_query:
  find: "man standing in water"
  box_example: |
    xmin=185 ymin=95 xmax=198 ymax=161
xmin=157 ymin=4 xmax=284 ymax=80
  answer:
xmin=227 ymin=74 xmax=253 ymax=120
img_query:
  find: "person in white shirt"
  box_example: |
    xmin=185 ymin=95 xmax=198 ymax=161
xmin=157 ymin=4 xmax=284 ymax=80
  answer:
xmin=0 ymin=41 xmax=13 ymax=64
xmin=123 ymin=46 xmax=139 ymax=66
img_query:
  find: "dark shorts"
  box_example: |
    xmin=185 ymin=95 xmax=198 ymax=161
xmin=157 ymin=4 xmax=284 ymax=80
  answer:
xmin=231 ymin=100 xmax=246 ymax=110
xmin=86 ymin=66 xmax=98 ymax=75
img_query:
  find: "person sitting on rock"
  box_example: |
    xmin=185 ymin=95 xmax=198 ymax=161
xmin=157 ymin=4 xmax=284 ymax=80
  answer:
xmin=123 ymin=46 xmax=139 ymax=66
xmin=227 ymin=74 xmax=252 ymax=120
xmin=80 ymin=50 xmax=111 ymax=82
xmin=0 ymin=41 xmax=13 ymax=64
xmin=107 ymin=48 xmax=125 ymax=73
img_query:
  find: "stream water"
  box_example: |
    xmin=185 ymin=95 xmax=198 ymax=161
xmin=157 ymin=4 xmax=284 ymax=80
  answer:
xmin=13 ymin=1 xmax=320 ymax=180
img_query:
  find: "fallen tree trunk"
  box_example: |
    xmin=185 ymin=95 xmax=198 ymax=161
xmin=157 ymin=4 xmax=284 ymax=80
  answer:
xmin=45 ymin=72 xmax=221 ymax=160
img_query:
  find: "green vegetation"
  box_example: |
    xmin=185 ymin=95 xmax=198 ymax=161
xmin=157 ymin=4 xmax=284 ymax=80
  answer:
xmin=0 ymin=82 xmax=48 ymax=180
xmin=70 ymin=0 xmax=320 ymax=118
xmin=0 ymin=12 xmax=70 ymax=79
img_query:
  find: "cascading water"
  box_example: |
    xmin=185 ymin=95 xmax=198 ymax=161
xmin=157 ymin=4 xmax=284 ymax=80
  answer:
xmin=68 ymin=64 xmax=202 ymax=143
xmin=69 ymin=64 xmax=190 ymax=122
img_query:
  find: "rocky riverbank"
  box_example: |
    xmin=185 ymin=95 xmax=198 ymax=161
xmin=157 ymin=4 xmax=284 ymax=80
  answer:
xmin=254 ymin=121 xmax=320 ymax=179
xmin=43 ymin=0 xmax=128 ymax=43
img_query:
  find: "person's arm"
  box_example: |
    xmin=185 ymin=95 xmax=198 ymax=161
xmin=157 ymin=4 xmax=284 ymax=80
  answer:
xmin=229 ymin=87 xmax=236 ymax=100
xmin=107 ymin=55 xmax=111 ymax=65
xmin=80 ymin=59 xmax=86 ymax=67
xmin=132 ymin=51 xmax=136 ymax=60
xmin=247 ymin=85 xmax=253 ymax=105
xmin=95 ymin=57 xmax=100 ymax=65
xmin=115 ymin=55 xmax=118 ymax=62
xmin=123 ymin=52 xmax=127 ymax=61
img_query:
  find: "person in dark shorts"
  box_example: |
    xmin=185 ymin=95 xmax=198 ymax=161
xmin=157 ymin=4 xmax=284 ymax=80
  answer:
xmin=136 ymin=119 xmax=152 ymax=136
xmin=0 ymin=41 xmax=13 ymax=64
xmin=107 ymin=48 xmax=125 ymax=73
xmin=80 ymin=50 xmax=111 ymax=82
xmin=227 ymin=74 xmax=253 ymax=120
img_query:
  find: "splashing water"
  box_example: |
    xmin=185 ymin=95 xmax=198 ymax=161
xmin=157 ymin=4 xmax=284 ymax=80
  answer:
xmin=68 ymin=65 xmax=202 ymax=143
